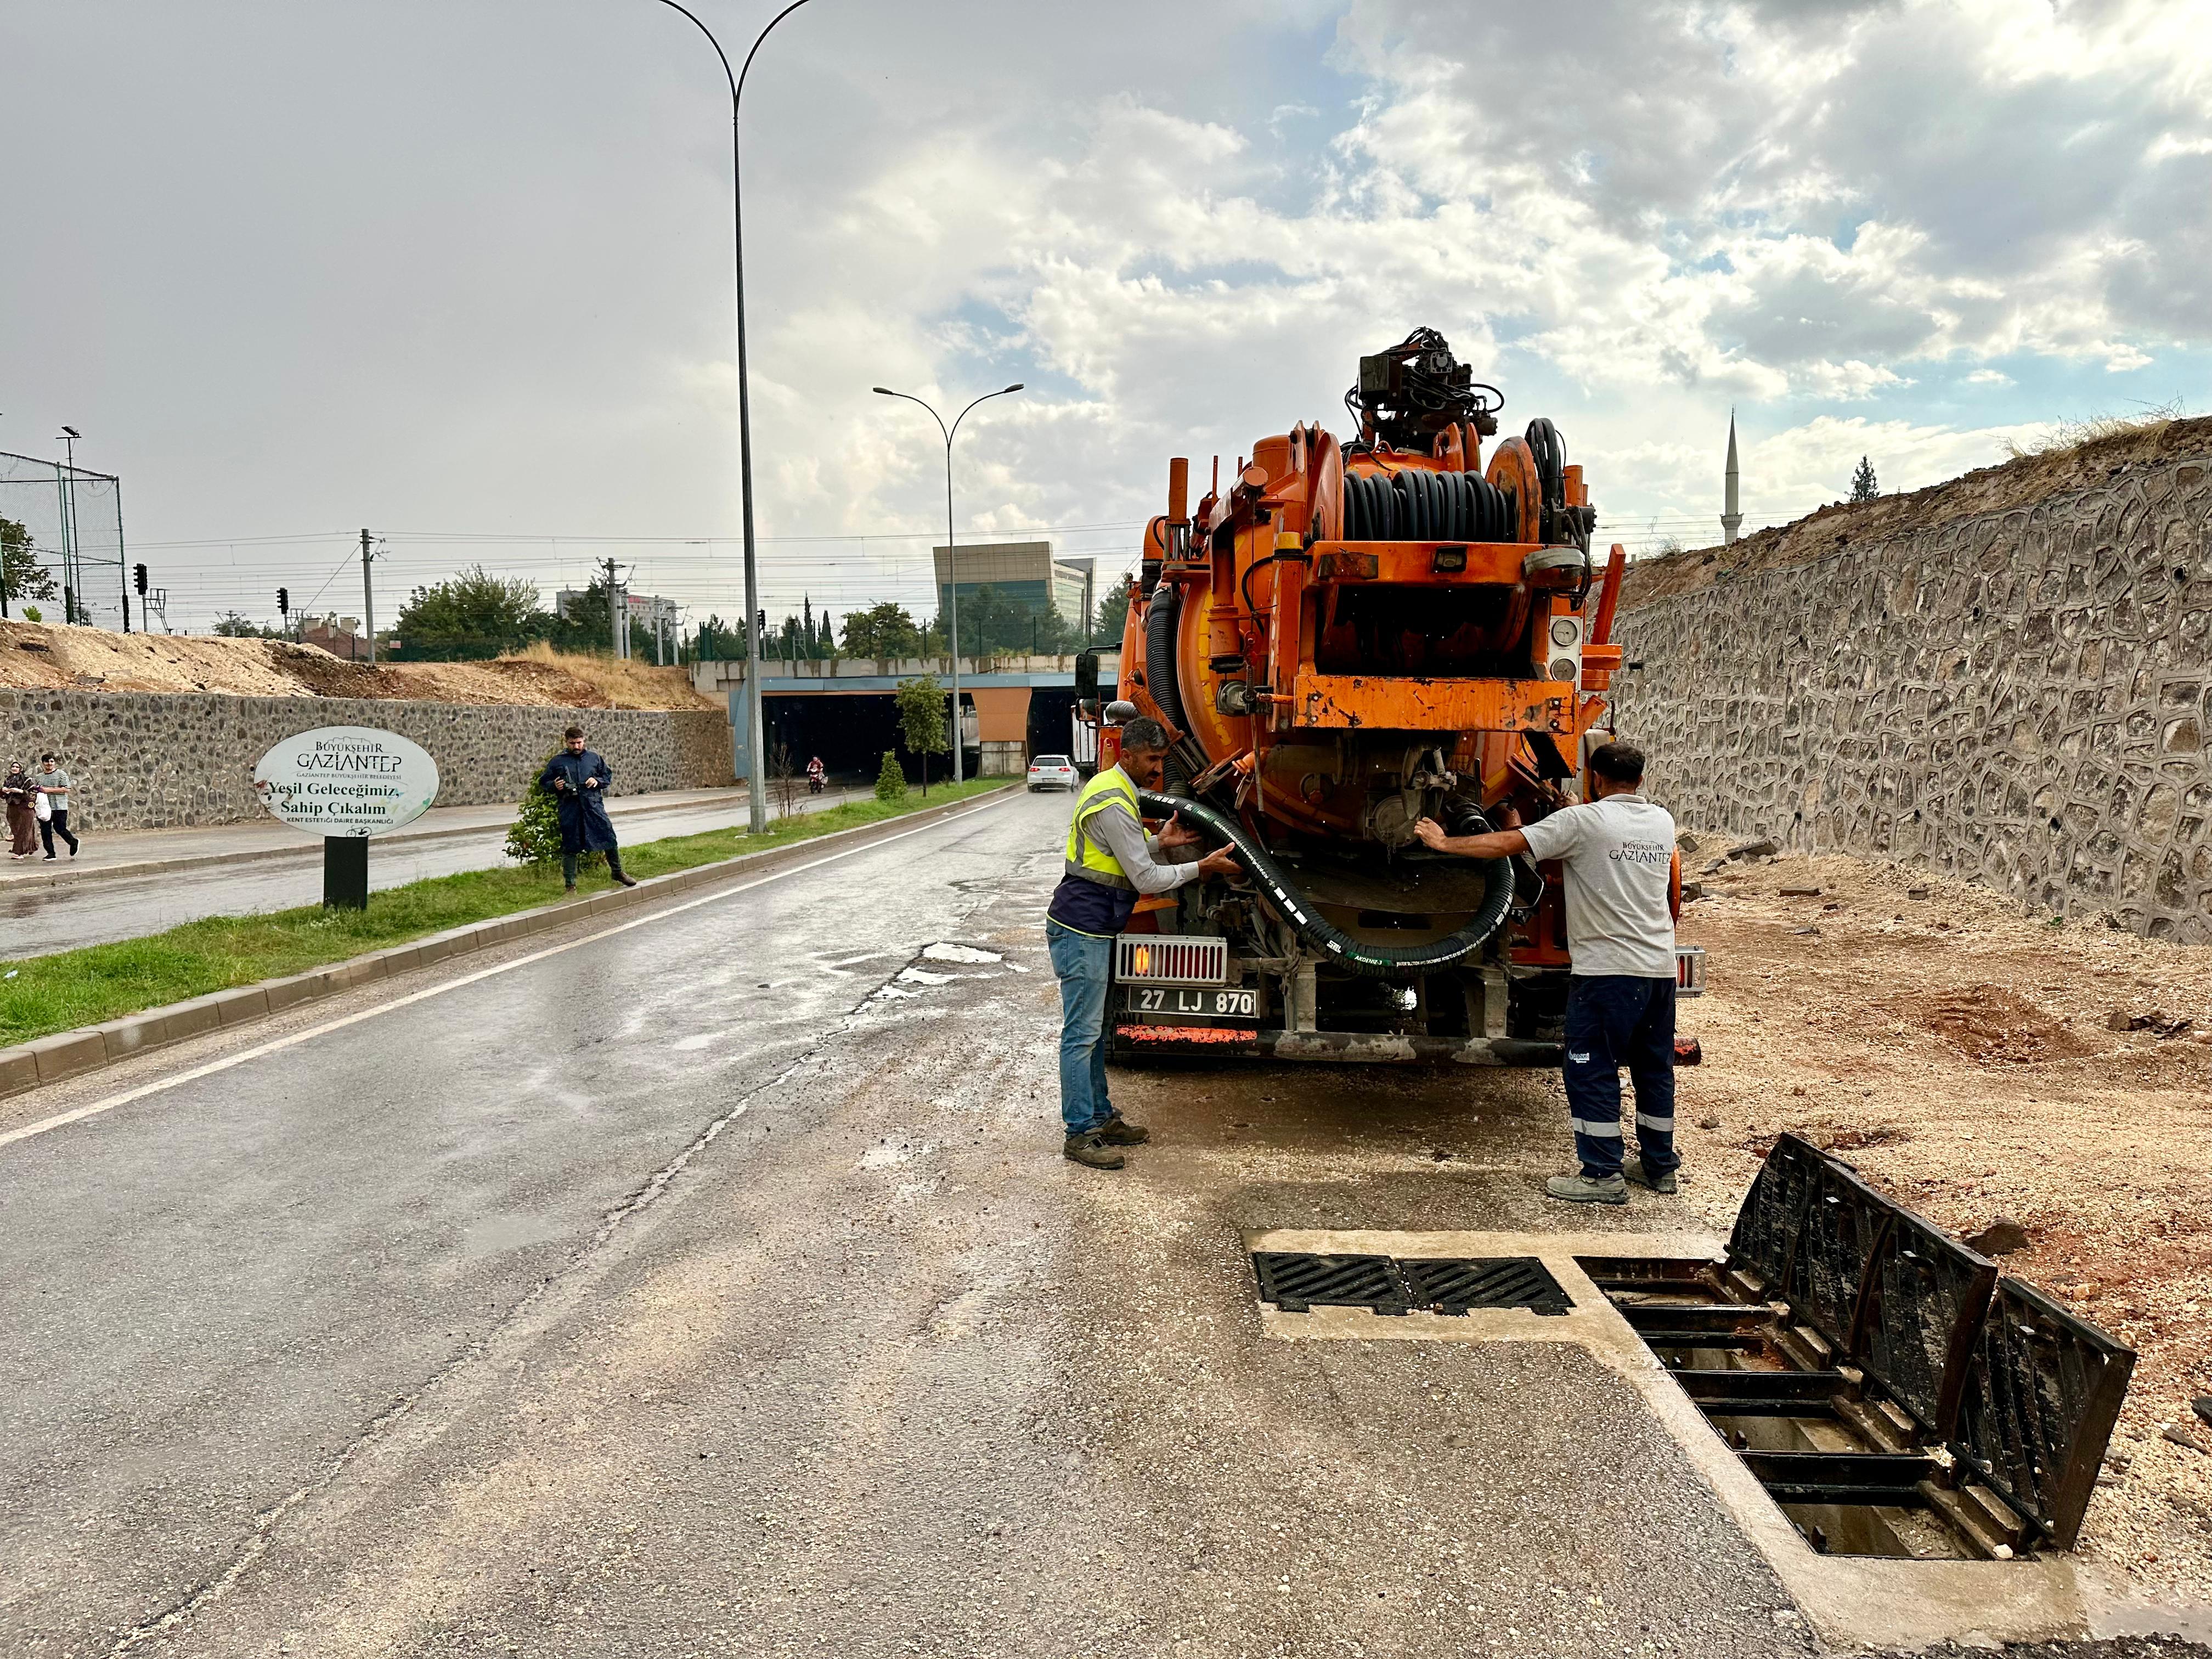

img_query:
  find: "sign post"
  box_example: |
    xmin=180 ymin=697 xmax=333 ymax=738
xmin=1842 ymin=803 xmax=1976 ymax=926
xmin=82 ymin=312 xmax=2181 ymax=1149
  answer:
xmin=252 ymin=726 xmax=442 ymax=910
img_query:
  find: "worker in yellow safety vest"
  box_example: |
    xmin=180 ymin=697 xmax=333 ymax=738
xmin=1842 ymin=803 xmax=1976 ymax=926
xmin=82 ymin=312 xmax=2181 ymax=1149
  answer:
xmin=1044 ymin=716 xmax=1238 ymax=1169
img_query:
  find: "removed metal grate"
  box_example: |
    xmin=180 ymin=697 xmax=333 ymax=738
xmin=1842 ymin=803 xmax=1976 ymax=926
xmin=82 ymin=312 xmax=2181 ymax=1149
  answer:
xmin=1953 ymin=1279 xmax=2135 ymax=1549
xmin=1582 ymin=1133 xmax=2135 ymax=1561
xmin=1251 ymin=1252 xmax=1575 ymax=1317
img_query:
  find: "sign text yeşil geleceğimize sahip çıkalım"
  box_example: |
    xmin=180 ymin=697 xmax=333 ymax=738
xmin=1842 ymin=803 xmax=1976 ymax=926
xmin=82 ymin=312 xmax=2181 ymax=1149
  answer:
xmin=252 ymin=726 xmax=442 ymax=837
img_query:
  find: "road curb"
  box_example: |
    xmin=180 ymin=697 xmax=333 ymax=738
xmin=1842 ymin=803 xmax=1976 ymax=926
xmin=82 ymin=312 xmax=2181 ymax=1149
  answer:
xmin=0 ymin=788 xmax=798 ymax=893
xmin=0 ymin=784 xmax=1015 ymax=1103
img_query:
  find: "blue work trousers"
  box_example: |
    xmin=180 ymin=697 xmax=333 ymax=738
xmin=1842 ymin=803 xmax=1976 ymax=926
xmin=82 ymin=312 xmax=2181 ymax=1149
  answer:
xmin=1562 ymin=974 xmax=1677 ymax=1180
xmin=1046 ymin=919 xmax=1115 ymax=1137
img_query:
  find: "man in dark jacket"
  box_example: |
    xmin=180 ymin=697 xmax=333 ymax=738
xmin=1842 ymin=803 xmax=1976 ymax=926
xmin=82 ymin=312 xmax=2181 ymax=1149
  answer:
xmin=541 ymin=726 xmax=639 ymax=894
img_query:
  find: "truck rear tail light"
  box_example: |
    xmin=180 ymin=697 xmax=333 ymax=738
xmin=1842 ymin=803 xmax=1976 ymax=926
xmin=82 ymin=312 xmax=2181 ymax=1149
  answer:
xmin=1116 ymin=936 xmax=1230 ymax=987
xmin=1675 ymin=945 xmax=1707 ymax=997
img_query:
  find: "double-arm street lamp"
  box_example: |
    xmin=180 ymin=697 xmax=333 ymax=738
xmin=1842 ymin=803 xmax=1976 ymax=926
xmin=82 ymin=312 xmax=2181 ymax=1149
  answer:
xmin=871 ymin=383 xmax=1024 ymax=784
xmin=648 ymin=0 xmax=816 ymax=834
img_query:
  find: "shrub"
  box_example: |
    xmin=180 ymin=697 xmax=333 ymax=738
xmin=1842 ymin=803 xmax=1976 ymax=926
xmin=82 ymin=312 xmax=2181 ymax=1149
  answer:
xmin=874 ymin=749 xmax=907 ymax=803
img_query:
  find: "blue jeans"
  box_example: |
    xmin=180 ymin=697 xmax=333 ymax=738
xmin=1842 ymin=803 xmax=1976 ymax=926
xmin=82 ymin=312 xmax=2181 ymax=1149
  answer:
xmin=1047 ymin=919 xmax=1115 ymax=1136
xmin=1562 ymin=975 xmax=1677 ymax=1179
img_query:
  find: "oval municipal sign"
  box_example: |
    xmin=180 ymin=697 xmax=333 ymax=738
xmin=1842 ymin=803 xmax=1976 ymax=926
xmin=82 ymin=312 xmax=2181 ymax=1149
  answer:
xmin=252 ymin=725 xmax=442 ymax=838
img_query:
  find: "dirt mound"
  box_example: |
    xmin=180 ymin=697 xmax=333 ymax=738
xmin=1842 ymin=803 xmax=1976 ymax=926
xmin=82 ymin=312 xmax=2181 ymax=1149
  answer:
xmin=0 ymin=622 xmax=713 ymax=710
xmin=1906 ymin=984 xmax=2099 ymax=1065
xmin=1622 ymin=413 xmax=2212 ymax=608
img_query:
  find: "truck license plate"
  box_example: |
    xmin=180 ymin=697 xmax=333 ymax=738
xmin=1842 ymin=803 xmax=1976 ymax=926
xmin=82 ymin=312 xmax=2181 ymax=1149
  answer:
xmin=1126 ymin=986 xmax=1257 ymax=1020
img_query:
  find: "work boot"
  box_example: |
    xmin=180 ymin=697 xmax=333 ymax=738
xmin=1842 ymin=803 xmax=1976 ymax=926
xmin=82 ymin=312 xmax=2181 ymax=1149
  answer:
xmin=1063 ymin=1131 xmax=1126 ymax=1170
xmin=564 ymin=883 xmax=578 ymax=896
xmin=614 ymin=872 xmax=639 ymax=888
xmin=1545 ymin=1172 xmax=1628 ymax=1205
xmin=1622 ymin=1155 xmax=1678 ymax=1194
xmin=1098 ymin=1113 xmax=1150 ymax=1145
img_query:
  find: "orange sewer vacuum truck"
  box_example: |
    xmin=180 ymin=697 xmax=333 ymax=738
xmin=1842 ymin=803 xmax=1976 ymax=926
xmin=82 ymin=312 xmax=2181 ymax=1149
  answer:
xmin=1090 ymin=327 xmax=1700 ymax=1064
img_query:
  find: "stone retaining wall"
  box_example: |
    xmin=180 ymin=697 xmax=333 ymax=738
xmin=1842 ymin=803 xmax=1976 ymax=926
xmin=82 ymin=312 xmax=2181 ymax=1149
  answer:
xmin=1611 ymin=450 xmax=2212 ymax=939
xmin=0 ymin=693 xmax=733 ymax=832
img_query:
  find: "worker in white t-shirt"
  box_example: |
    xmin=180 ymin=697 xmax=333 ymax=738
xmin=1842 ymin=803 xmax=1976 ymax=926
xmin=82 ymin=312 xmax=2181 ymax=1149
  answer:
xmin=1414 ymin=740 xmax=1682 ymax=1205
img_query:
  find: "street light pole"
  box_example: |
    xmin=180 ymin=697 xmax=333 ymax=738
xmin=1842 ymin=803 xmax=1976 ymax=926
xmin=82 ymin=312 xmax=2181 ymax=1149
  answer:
xmin=648 ymin=0 xmax=816 ymax=834
xmin=872 ymin=383 xmax=1023 ymax=783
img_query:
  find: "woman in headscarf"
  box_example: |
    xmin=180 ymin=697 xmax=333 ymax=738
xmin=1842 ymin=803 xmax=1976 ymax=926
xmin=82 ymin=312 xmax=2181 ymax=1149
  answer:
xmin=2 ymin=760 xmax=38 ymax=858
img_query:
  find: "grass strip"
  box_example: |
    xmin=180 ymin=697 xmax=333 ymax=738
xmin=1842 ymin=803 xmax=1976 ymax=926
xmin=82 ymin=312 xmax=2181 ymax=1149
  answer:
xmin=0 ymin=778 xmax=1015 ymax=1047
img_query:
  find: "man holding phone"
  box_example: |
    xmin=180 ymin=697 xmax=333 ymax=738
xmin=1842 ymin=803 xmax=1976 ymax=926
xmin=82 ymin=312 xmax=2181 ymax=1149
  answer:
xmin=540 ymin=726 xmax=638 ymax=894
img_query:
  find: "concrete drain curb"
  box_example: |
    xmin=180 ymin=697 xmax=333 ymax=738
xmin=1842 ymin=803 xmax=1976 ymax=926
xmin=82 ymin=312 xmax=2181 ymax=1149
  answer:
xmin=0 ymin=786 xmax=1016 ymax=1102
xmin=1244 ymin=1226 xmax=2100 ymax=1652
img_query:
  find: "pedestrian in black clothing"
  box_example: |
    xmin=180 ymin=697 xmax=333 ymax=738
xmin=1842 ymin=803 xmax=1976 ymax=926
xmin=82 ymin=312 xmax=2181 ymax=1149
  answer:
xmin=540 ymin=726 xmax=637 ymax=894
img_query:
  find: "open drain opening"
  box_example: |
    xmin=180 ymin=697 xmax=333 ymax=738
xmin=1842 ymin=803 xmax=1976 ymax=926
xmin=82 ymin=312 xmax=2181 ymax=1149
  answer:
xmin=1253 ymin=1252 xmax=1573 ymax=1317
xmin=1581 ymin=1133 xmax=2134 ymax=1562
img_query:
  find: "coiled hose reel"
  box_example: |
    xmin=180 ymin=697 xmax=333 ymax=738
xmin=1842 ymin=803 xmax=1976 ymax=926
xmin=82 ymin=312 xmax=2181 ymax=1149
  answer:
xmin=1138 ymin=789 xmax=1516 ymax=979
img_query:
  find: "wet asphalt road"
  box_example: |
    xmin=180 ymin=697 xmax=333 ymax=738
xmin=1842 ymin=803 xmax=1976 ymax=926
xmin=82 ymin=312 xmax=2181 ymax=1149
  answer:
xmin=0 ymin=784 xmax=865 ymax=959
xmin=0 ymin=787 xmax=2022 ymax=1657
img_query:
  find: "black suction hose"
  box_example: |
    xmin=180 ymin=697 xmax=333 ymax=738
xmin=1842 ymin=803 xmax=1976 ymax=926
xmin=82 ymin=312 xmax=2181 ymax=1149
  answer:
xmin=1144 ymin=583 xmax=1186 ymax=733
xmin=1138 ymin=789 xmax=1516 ymax=979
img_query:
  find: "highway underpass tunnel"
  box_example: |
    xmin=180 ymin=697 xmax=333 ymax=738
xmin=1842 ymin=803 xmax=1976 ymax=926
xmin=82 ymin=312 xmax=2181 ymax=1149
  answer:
xmin=1026 ymin=687 xmax=1080 ymax=760
xmin=761 ymin=693 xmax=984 ymax=785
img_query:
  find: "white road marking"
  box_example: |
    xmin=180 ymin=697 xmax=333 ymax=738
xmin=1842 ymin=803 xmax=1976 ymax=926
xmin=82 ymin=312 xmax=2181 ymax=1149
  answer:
xmin=0 ymin=793 xmax=1020 ymax=1153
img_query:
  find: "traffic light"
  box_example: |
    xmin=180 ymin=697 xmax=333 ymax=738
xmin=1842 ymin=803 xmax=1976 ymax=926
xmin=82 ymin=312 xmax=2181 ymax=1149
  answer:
xmin=132 ymin=563 xmax=148 ymax=596
xmin=277 ymin=587 xmax=290 ymax=616
xmin=757 ymin=610 xmax=767 ymax=634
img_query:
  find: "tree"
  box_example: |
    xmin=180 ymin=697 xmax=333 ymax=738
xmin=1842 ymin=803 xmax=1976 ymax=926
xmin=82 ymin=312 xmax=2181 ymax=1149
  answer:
xmin=396 ymin=566 xmax=548 ymax=656
xmin=842 ymin=601 xmax=922 ymax=659
xmin=894 ymin=673 xmax=950 ymax=796
xmin=875 ymin=749 xmax=907 ymax=803
xmin=1091 ymin=575 xmax=1131 ymax=646
xmin=0 ymin=516 xmax=57 ymax=618
xmin=769 ymin=739 xmax=802 ymax=818
xmin=1850 ymin=456 xmax=1878 ymax=502
xmin=818 ymin=610 xmax=837 ymax=659
xmin=696 ymin=612 xmax=736 ymax=660
xmin=213 ymin=611 xmax=278 ymax=637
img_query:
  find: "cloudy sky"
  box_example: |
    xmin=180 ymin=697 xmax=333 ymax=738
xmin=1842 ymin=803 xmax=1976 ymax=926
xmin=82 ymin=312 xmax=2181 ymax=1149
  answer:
xmin=3 ymin=0 xmax=2207 ymax=636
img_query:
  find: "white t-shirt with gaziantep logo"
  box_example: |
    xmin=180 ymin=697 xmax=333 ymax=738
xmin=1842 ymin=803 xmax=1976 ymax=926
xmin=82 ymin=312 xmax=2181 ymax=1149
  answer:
xmin=1519 ymin=792 xmax=1677 ymax=978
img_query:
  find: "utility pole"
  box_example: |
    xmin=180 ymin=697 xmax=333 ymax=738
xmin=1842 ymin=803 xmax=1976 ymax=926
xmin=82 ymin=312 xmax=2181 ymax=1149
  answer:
xmin=360 ymin=528 xmax=378 ymax=664
xmin=57 ymin=428 xmax=81 ymax=625
xmin=605 ymin=558 xmax=623 ymax=658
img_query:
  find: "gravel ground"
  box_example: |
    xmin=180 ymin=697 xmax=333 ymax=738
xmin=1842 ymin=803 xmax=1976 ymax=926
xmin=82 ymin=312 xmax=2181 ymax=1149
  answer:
xmin=1671 ymin=840 xmax=2212 ymax=1607
xmin=1870 ymin=1640 xmax=2212 ymax=1658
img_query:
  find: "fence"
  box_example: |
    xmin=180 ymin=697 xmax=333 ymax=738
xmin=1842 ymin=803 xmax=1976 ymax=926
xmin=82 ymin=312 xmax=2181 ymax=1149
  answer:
xmin=0 ymin=450 xmax=128 ymax=630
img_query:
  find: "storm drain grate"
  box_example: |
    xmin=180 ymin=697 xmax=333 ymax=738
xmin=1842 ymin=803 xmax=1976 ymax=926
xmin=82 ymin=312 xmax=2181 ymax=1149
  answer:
xmin=1251 ymin=1252 xmax=1407 ymax=1315
xmin=1398 ymin=1256 xmax=1573 ymax=1317
xmin=1252 ymin=1252 xmax=1572 ymax=1317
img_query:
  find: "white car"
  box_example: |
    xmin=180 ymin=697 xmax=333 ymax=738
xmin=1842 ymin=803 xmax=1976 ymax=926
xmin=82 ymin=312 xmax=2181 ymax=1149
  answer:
xmin=1027 ymin=754 xmax=1079 ymax=792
